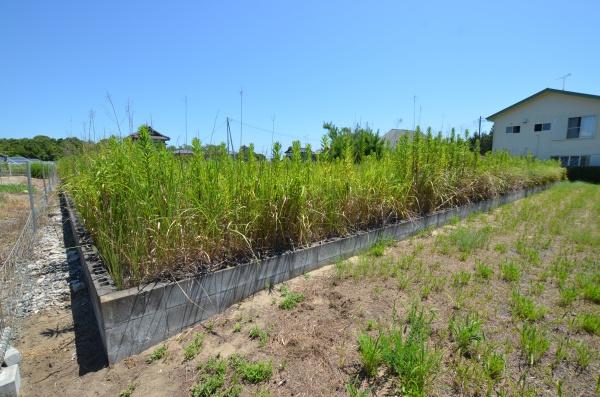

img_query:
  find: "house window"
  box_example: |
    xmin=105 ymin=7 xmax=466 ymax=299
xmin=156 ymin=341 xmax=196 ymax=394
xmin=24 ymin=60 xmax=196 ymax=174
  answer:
xmin=505 ymin=126 xmax=521 ymax=133
xmin=553 ymin=155 xmax=591 ymax=167
xmin=568 ymin=156 xmax=580 ymax=167
xmin=534 ymin=123 xmax=551 ymax=132
xmin=567 ymin=116 xmax=597 ymax=139
xmin=581 ymin=155 xmax=590 ymax=167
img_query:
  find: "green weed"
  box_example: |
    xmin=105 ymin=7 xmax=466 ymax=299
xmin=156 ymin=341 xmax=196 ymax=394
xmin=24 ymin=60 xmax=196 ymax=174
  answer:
xmin=183 ymin=333 xmax=205 ymax=361
xmin=449 ymin=313 xmax=484 ymax=357
xmin=357 ymin=332 xmax=383 ymax=377
xmin=520 ymin=324 xmax=549 ymax=365
xmin=474 ymin=262 xmax=493 ymax=280
xmin=576 ymin=313 xmax=600 ymax=335
xmin=511 ymin=291 xmax=546 ymax=321
xmin=499 ymin=261 xmax=521 ymax=282
xmin=119 ymin=383 xmax=136 ymax=397
xmin=146 ymin=345 xmax=167 ymax=364
xmin=249 ymin=326 xmax=269 ymax=346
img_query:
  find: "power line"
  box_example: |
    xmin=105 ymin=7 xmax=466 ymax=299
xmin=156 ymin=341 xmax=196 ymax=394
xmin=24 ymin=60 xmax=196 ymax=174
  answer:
xmin=227 ymin=118 xmax=300 ymax=140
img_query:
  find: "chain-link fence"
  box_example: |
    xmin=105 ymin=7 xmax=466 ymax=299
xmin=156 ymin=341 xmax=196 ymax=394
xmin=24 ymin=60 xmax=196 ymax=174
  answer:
xmin=0 ymin=159 xmax=58 ymax=364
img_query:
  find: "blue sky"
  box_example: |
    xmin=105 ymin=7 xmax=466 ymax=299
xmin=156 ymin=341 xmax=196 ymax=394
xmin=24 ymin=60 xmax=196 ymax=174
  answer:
xmin=2 ymin=0 xmax=599 ymax=154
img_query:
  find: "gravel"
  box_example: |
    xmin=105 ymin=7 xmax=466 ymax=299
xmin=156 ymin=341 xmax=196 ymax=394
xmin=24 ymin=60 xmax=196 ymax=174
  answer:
xmin=17 ymin=206 xmax=83 ymax=316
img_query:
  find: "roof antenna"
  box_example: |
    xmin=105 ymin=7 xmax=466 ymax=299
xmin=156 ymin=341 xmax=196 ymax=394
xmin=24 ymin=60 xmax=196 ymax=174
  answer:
xmin=556 ymin=73 xmax=571 ymax=91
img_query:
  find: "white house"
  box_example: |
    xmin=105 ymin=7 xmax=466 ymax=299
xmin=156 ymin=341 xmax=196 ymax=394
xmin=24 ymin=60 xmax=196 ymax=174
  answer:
xmin=487 ymin=88 xmax=600 ymax=167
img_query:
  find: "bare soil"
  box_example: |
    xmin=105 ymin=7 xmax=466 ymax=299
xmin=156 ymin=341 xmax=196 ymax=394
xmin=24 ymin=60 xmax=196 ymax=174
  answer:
xmin=15 ymin=182 xmax=600 ymax=396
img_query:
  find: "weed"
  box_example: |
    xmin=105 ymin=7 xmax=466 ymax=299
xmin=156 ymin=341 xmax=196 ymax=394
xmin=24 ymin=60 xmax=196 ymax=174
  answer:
xmin=511 ymin=291 xmax=546 ymax=321
xmin=192 ymin=357 xmax=227 ymax=397
xmin=499 ymin=261 xmax=521 ymax=282
xmin=449 ymin=313 xmax=484 ymax=357
xmin=119 ymin=383 xmax=136 ymax=397
xmin=529 ymin=281 xmax=545 ymax=296
xmin=0 ymin=184 xmax=29 ymax=194
xmin=558 ymin=286 xmax=577 ymax=307
xmin=146 ymin=345 xmax=167 ymax=364
xmin=493 ymin=243 xmax=508 ymax=254
xmin=520 ymin=323 xmax=549 ymax=365
xmin=572 ymin=341 xmax=593 ymax=369
xmin=365 ymin=320 xmax=379 ymax=331
xmin=576 ymin=313 xmax=600 ymax=335
xmin=183 ymin=332 xmax=205 ymax=361
xmin=249 ymin=325 xmax=269 ymax=346
xmin=474 ymin=261 xmax=493 ymax=280
xmin=483 ymin=350 xmax=505 ymax=380
xmin=229 ymin=355 xmax=273 ymax=383
xmin=452 ymin=271 xmax=471 ymax=288
xmin=382 ymin=306 xmax=440 ymax=396
xmin=345 ymin=379 xmax=371 ymax=397
xmin=582 ymin=282 xmax=600 ymax=304
xmin=369 ymin=238 xmax=393 ymax=257
xmin=357 ymin=332 xmax=383 ymax=377
xmin=233 ymin=322 xmax=242 ymax=333
xmin=279 ymin=286 xmax=305 ymax=310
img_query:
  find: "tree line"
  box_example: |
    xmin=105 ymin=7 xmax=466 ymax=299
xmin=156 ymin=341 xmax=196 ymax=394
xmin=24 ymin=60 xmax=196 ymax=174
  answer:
xmin=0 ymin=136 xmax=92 ymax=161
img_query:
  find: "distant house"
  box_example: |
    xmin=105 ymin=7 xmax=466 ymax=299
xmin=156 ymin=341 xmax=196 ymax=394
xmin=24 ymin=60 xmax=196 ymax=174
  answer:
xmin=173 ymin=149 xmax=194 ymax=157
xmin=382 ymin=129 xmax=415 ymax=147
xmin=284 ymin=146 xmax=316 ymax=160
xmin=487 ymin=88 xmax=600 ymax=167
xmin=128 ymin=126 xmax=171 ymax=144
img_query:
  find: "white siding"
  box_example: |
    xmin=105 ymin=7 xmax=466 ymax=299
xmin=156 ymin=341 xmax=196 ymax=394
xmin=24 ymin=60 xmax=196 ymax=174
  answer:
xmin=490 ymin=92 xmax=600 ymax=164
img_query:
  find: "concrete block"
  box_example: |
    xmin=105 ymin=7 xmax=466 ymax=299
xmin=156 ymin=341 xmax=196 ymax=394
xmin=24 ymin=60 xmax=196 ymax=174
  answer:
xmin=0 ymin=365 xmax=20 ymax=397
xmin=2 ymin=347 xmax=21 ymax=367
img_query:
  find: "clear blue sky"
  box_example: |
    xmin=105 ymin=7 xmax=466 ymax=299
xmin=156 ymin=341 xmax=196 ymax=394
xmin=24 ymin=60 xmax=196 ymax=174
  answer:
xmin=2 ymin=0 xmax=599 ymax=154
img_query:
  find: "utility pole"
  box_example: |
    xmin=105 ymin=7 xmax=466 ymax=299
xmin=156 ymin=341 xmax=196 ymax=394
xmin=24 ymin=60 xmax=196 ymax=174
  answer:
xmin=478 ymin=116 xmax=482 ymax=140
xmin=239 ymin=89 xmax=243 ymax=149
xmin=413 ymin=95 xmax=416 ymax=130
xmin=271 ymin=115 xmax=275 ymax=147
xmin=184 ymin=96 xmax=188 ymax=147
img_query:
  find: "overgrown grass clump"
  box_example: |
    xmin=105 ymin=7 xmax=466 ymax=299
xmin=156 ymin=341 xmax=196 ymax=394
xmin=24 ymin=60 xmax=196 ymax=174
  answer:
xmin=357 ymin=305 xmax=440 ymax=395
xmin=59 ymin=127 xmax=564 ymax=288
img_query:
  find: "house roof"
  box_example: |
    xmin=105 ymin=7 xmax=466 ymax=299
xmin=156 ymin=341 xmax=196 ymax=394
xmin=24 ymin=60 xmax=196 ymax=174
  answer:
xmin=382 ymin=129 xmax=415 ymax=145
xmin=128 ymin=126 xmax=171 ymax=141
xmin=487 ymin=88 xmax=600 ymax=121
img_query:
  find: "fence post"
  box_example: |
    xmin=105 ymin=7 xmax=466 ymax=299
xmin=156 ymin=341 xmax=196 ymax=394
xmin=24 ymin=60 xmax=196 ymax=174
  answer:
xmin=41 ymin=162 xmax=48 ymax=204
xmin=26 ymin=161 xmax=36 ymax=234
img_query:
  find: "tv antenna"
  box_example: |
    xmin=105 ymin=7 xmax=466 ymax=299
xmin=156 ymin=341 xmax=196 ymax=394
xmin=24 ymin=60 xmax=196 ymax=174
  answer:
xmin=556 ymin=73 xmax=571 ymax=91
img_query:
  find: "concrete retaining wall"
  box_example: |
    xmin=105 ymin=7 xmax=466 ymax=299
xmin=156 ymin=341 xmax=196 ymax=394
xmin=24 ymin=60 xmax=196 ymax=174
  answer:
xmin=64 ymin=184 xmax=553 ymax=364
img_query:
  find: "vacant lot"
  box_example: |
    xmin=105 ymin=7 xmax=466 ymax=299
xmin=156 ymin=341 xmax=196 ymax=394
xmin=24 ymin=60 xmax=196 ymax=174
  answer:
xmin=18 ymin=182 xmax=599 ymax=396
xmin=0 ymin=176 xmax=45 ymax=260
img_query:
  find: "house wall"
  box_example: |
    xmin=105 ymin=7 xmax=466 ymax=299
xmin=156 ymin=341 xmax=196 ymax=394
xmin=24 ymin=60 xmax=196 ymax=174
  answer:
xmin=490 ymin=92 xmax=600 ymax=166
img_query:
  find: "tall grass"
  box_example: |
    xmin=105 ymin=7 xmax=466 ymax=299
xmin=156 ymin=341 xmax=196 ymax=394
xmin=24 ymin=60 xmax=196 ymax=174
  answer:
xmin=59 ymin=128 xmax=564 ymax=288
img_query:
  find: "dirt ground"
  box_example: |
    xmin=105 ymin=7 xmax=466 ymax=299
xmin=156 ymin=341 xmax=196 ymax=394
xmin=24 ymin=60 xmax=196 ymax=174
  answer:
xmin=0 ymin=176 xmax=47 ymax=259
xmin=15 ymin=182 xmax=600 ymax=396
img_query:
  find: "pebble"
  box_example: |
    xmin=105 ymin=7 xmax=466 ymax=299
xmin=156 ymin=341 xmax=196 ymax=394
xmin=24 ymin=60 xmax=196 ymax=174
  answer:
xmin=15 ymin=206 xmax=84 ymax=317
